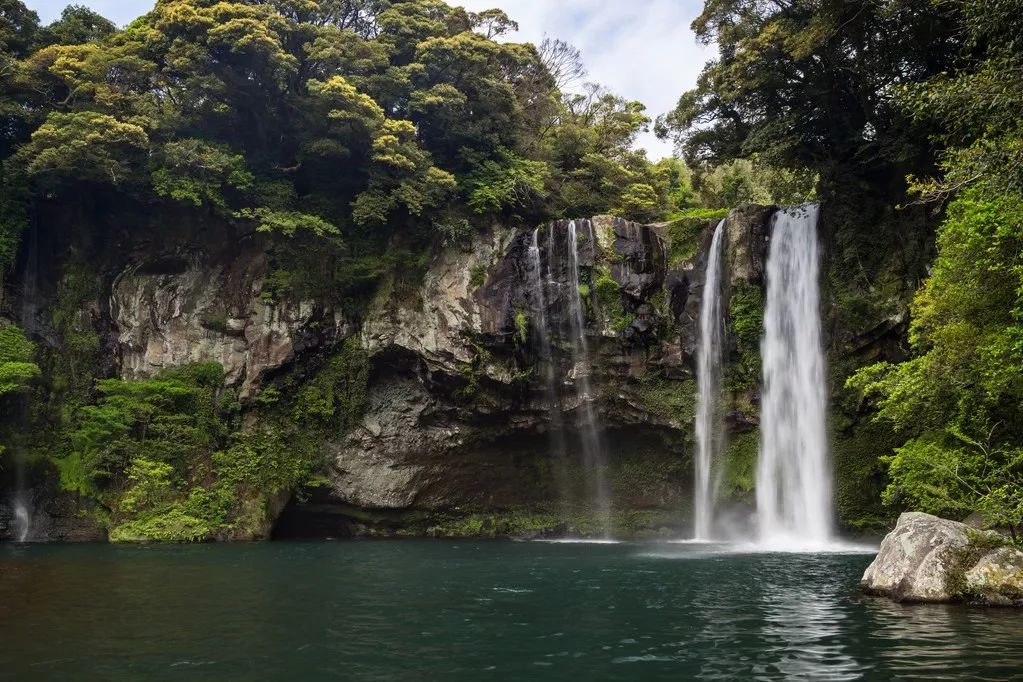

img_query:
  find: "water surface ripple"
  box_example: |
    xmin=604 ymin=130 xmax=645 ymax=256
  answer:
xmin=2 ymin=541 xmax=1020 ymax=680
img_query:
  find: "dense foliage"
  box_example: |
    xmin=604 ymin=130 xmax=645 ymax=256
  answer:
xmin=847 ymin=0 xmax=1023 ymax=538
xmin=0 ymin=0 xmax=719 ymax=289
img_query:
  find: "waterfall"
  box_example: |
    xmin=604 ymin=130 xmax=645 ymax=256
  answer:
xmin=566 ymin=220 xmax=612 ymax=536
xmin=12 ymin=219 xmax=38 ymax=542
xmin=756 ymin=205 xmax=832 ymax=546
xmin=693 ymin=219 xmax=726 ymax=540
xmin=527 ymin=228 xmax=571 ymax=512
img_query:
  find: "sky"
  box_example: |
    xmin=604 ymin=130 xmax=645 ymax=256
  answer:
xmin=26 ymin=0 xmax=711 ymax=158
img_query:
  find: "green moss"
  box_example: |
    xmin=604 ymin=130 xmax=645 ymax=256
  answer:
xmin=469 ymin=262 xmax=487 ymax=289
xmin=514 ymin=308 xmax=528 ymax=346
xmin=48 ymin=256 xmax=103 ymax=411
xmin=199 ymin=312 xmax=229 ymax=334
xmin=832 ymin=419 xmax=900 ymax=532
xmin=291 ymin=337 xmax=369 ymax=432
xmin=663 ymin=209 xmax=728 ymax=266
xmin=456 ymin=340 xmax=492 ymax=406
xmin=726 ymin=281 xmax=764 ymax=392
xmin=634 ymin=376 xmax=697 ymax=425
xmin=721 ymin=431 xmax=758 ymax=497
xmin=946 ymin=530 xmax=1010 ymax=600
xmin=593 ymin=266 xmax=633 ymax=333
xmin=423 ymin=508 xmax=562 ymax=537
xmin=416 ymin=506 xmax=685 ymax=539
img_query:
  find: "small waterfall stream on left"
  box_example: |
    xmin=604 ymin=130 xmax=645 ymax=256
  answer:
xmin=12 ymin=220 xmax=38 ymax=542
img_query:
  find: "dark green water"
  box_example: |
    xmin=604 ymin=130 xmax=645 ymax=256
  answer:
xmin=2 ymin=541 xmax=1021 ymax=681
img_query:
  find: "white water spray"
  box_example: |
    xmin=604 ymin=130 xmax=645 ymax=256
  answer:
xmin=756 ymin=205 xmax=832 ymax=546
xmin=693 ymin=220 xmax=726 ymax=540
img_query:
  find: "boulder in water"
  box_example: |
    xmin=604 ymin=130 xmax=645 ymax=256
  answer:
xmin=860 ymin=511 xmax=1023 ymax=605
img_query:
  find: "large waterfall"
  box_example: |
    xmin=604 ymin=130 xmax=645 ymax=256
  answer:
xmin=756 ymin=205 xmax=832 ymax=546
xmin=693 ymin=219 xmax=726 ymax=540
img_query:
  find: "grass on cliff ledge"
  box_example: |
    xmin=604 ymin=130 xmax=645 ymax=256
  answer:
xmin=664 ymin=208 xmax=728 ymax=266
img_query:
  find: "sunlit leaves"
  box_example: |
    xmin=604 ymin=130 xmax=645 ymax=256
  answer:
xmin=463 ymin=147 xmax=549 ymax=215
xmin=20 ymin=111 xmax=149 ymax=185
xmin=236 ymin=207 xmax=340 ymax=237
xmin=0 ymin=322 xmax=38 ymax=398
xmin=152 ymin=138 xmax=253 ymax=209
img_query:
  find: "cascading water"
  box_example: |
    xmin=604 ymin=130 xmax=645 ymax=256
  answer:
xmin=756 ymin=204 xmax=832 ymax=547
xmin=527 ymin=228 xmax=571 ymax=511
xmin=566 ymin=220 xmax=612 ymax=536
xmin=693 ymin=219 xmax=726 ymax=540
xmin=12 ymin=219 xmax=38 ymax=542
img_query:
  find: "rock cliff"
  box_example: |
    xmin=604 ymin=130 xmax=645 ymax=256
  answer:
xmin=2 ymin=204 xmax=897 ymax=541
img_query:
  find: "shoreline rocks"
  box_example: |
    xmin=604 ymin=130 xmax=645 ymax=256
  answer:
xmin=860 ymin=511 xmax=1023 ymax=606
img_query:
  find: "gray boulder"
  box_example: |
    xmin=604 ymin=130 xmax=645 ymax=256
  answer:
xmin=860 ymin=511 xmax=1023 ymax=605
xmin=964 ymin=546 xmax=1023 ymax=606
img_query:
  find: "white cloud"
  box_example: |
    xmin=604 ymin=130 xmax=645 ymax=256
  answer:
xmin=26 ymin=0 xmax=709 ymax=157
xmin=449 ymin=0 xmax=711 ymax=158
xmin=27 ymin=0 xmax=151 ymax=26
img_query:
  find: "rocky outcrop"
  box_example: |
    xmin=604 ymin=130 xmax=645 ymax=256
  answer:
xmin=317 ymin=216 xmax=693 ymax=525
xmin=860 ymin=512 xmax=1023 ymax=605
xmin=112 ymin=244 xmax=349 ymax=397
xmin=3 ymin=207 xmax=780 ymax=541
xmin=724 ymin=204 xmax=773 ymax=287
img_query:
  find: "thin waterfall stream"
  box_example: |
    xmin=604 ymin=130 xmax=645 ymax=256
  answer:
xmin=756 ymin=204 xmax=833 ymax=547
xmin=693 ymin=219 xmax=726 ymax=540
xmin=11 ymin=219 xmax=37 ymax=543
xmin=527 ymin=228 xmax=572 ymax=515
xmin=566 ymin=221 xmax=612 ymax=536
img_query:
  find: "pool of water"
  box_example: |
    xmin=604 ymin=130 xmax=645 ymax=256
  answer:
xmin=2 ymin=540 xmax=1021 ymax=680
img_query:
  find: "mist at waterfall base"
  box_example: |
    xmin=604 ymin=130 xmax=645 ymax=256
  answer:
xmin=4 ymin=541 xmax=1022 ymax=681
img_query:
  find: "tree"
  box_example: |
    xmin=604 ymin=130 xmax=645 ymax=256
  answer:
xmin=37 ymin=4 xmax=117 ymax=47
xmin=0 ymin=322 xmax=38 ymax=399
xmin=0 ymin=0 xmax=39 ymax=57
xmin=656 ymin=0 xmax=960 ymax=188
xmin=538 ymin=37 xmax=585 ymax=91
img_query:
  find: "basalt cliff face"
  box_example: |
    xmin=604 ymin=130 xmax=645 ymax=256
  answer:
xmin=0 ymin=205 xmax=908 ymax=541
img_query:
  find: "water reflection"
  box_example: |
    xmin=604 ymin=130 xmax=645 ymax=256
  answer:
xmin=3 ymin=542 xmax=1023 ymax=681
xmin=757 ymin=557 xmax=863 ymax=680
xmin=862 ymin=598 xmax=1023 ymax=681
